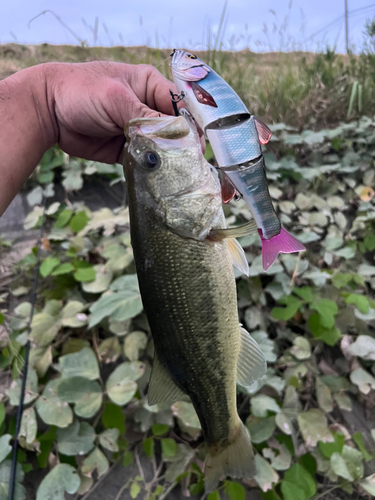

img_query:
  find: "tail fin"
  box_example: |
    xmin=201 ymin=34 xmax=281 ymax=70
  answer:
xmin=260 ymin=228 xmax=306 ymax=271
xmin=204 ymin=422 xmax=256 ymax=493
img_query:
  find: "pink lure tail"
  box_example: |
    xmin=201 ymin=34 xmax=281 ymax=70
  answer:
xmin=259 ymin=228 xmax=306 ymax=271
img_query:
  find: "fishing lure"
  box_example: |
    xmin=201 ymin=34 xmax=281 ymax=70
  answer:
xmin=170 ymin=49 xmax=305 ymax=271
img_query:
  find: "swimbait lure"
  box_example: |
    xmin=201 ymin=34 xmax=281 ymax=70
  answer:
xmin=170 ymin=49 xmax=306 ymax=271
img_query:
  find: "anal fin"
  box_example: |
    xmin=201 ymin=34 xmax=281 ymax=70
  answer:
xmin=148 ymin=354 xmax=185 ymax=406
xmin=237 ymin=326 xmax=267 ymax=389
xmin=228 ymin=238 xmax=249 ymax=276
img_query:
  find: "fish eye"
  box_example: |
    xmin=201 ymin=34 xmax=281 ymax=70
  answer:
xmin=143 ymin=151 xmax=160 ymax=170
xmin=188 ymin=54 xmax=197 ymax=59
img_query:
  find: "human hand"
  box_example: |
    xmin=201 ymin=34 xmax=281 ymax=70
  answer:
xmin=46 ymin=61 xmax=184 ymax=164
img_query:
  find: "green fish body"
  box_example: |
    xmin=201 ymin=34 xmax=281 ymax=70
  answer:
xmin=123 ymin=114 xmax=266 ymax=491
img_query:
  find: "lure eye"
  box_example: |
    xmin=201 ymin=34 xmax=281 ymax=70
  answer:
xmin=187 ymin=54 xmax=197 ymax=59
xmin=143 ymin=151 xmax=160 ymax=170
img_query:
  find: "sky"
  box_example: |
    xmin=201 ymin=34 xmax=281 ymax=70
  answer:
xmin=1 ymin=0 xmax=375 ymax=53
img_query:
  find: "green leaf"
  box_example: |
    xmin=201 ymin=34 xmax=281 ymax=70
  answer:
xmin=57 ymin=377 xmax=102 ymax=418
xmin=152 ymin=424 xmax=169 ymax=436
xmin=332 ymin=273 xmax=354 ymax=289
xmin=51 ymin=263 xmax=75 ymax=276
xmin=280 ymin=481 xmax=305 ymax=500
xmin=40 ymin=257 xmax=60 ymax=277
xmin=297 ymin=409 xmax=333 ymax=447
xmin=36 ymin=379 xmax=73 ymax=428
xmin=319 ymin=433 xmax=345 ymax=458
xmin=60 ymin=301 xmax=87 ymax=328
xmin=99 ymin=428 xmax=119 ymax=452
xmin=247 ymin=416 xmax=276 ymax=444
xmin=89 ymin=275 xmax=143 ymax=327
xmin=350 ymin=367 xmax=375 ymax=394
xmin=0 ymin=460 xmax=25 ymax=500
xmin=124 ymin=331 xmax=148 ymax=361
xmin=130 ymin=481 xmax=141 ymax=499
xmin=106 ymin=362 xmax=144 ymax=406
xmin=36 ymin=464 xmax=80 ymax=500
xmin=101 ymin=402 xmax=126 ymax=434
xmin=58 ymin=347 xmax=99 ymax=380
xmin=143 ymin=437 xmax=155 ymax=459
xmin=348 ymin=335 xmax=375 ymax=360
xmin=352 ymin=432 xmax=373 ymax=462
xmin=254 ymin=455 xmax=279 ymax=492
xmin=345 ymin=294 xmax=370 ymax=314
xmin=0 ymin=435 xmax=12 ymax=463
xmin=30 ymin=312 xmax=62 ymax=347
xmin=57 ymin=420 xmax=95 ymax=456
xmin=172 ymin=401 xmax=202 ymax=439
xmin=308 ymin=313 xmax=340 ymax=346
xmin=123 ymin=450 xmax=133 ymax=467
xmin=82 ymin=265 xmax=113 ymax=294
xmin=364 ymin=234 xmax=375 ymax=251
xmin=315 ymin=378 xmax=333 ymax=413
xmin=359 ymin=474 xmax=375 ymax=495
xmin=7 ymin=368 xmax=38 ymax=406
xmin=161 ymin=438 xmax=177 ymax=457
xmin=55 ymin=209 xmax=73 ymax=228
xmin=207 ymin=491 xmax=221 ymax=500
xmin=271 ymin=296 xmax=301 ymax=321
xmin=74 ymin=266 xmax=96 ymax=282
xmin=224 ymin=481 xmax=246 ymax=500
xmin=310 ymin=299 xmax=338 ymax=328
xmin=19 ymin=408 xmax=37 ymax=447
xmin=284 ymin=463 xmax=316 ymax=499
xmin=293 ymin=287 xmax=313 ymax=302
xmin=81 ymin=448 xmax=109 ymax=477
xmin=70 ymin=211 xmax=89 ymax=232
xmin=0 ymin=404 xmax=5 ymax=428
xmin=251 ymin=395 xmax=280 ymax=417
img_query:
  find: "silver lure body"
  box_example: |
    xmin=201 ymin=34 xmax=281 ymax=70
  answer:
xmin=170 ymin=49 xmax=280 ymax=240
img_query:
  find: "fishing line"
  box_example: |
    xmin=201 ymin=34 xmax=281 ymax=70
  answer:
xmin=8 ymin=194 xmax=47 ymax=500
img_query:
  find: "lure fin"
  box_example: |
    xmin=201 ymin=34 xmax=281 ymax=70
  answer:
xmin=220 ymin=171 xmax=240 ymax=203
xmin=254 ymin=117 xmax=272 ymax=145
xmin=237 ymin=326 xmax=267 ymax=388
xmin=228 ymin=238 xmax=249 ymax=276
xmin=191 ymin=82 xmax=218 ymax=108
xmin=148 ymin=354 xmax=185 ymax=406
xmin=209 ymin=220 xmax=257 ymax=240
xmin=260 ymin=228 xmax=306 ymax=272
xmin=204 ymin=421 xmax=256 ymax=492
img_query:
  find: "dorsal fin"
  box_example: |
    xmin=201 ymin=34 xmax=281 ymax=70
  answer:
xmin=254 ymin=117 xmax=272 ymax=145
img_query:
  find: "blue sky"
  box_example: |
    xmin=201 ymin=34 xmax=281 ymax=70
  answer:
xmin=1 ymin=0 xmax=375 ymax=52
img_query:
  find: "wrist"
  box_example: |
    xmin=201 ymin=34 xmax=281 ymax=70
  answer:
xmin=28 ymin=63 xmax=59 ymax=150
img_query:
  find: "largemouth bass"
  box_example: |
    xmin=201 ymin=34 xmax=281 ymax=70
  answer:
xmin=170 ymin=49 xmax=306 ymax=271
xmin=123 ymin=113 xmax=266 ymax=491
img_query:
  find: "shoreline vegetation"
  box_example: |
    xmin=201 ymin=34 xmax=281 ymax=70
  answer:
xmin=1 ymin=41 xmax=375 ymax=129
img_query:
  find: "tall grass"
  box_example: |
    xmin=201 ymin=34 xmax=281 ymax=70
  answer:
xmin=4 ymin=7 xmax=375 ymax=129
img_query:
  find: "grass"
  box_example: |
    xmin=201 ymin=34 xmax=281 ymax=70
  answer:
xmin=2 ymin=16 xmax=375 ymax=130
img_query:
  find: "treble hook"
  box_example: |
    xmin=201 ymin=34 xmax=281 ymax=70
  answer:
xmin=169 ymin=89 xmax=185 ymax=117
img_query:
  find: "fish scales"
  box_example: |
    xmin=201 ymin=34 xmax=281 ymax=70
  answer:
xmin=123 ymin=114 xmax=267 ymax=491
xmin=127 ymin=179 xmax=240 ymax=445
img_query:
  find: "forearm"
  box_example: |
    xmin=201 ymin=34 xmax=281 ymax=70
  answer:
xmin=0 ymin=65 xmax=57 ymax=216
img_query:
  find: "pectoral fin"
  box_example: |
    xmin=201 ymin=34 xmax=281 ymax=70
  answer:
xmin=148 ymin=354 xmax=185 ymax=406
xmin=228 ymin=238 xmax=249 ymax=276
xmin=237 ymin=327 xmax=267 ymax=389
xmin=209 ymin=220 xmax=257 ymax=240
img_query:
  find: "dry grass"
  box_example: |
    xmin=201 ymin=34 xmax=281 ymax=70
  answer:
xmin=0 ymin=42 xmax=372 ymax=129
